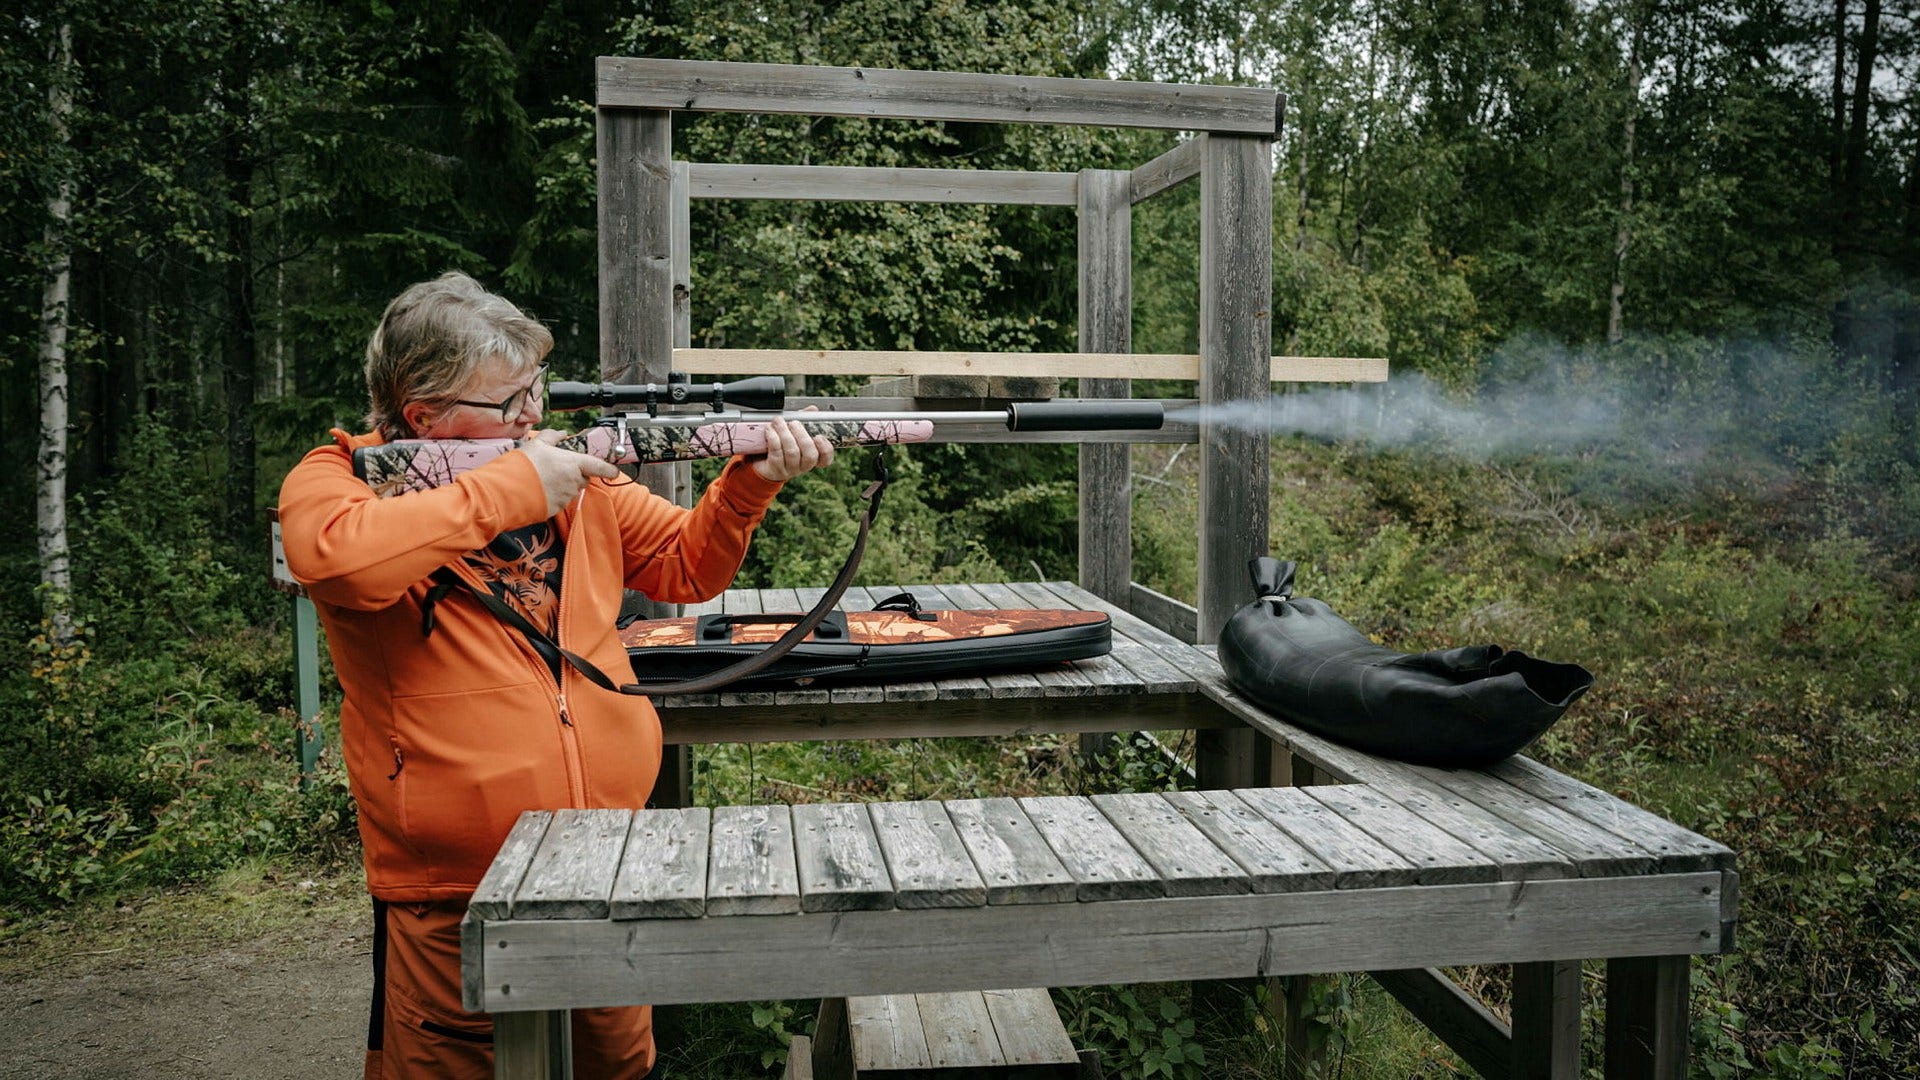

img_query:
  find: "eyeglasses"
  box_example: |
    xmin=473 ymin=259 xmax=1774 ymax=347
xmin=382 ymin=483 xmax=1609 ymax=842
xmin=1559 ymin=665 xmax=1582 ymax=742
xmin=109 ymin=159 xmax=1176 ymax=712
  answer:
xmin=451 ymin=365 xmax=548 ymax=422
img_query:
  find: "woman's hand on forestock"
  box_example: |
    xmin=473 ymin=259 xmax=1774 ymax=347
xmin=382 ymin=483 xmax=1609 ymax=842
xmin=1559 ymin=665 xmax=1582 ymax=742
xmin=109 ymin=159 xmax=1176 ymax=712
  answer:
xmin=521 ymin=430 xmax=619 ymax=517
xmin=751 ymin=408 xmax=837 ymax=483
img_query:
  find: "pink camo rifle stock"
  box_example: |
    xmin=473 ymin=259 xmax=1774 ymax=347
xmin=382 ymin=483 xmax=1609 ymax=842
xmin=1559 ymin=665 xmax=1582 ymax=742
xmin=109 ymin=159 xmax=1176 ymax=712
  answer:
xmin=351 ymin=375 xmax=1164 ymax=497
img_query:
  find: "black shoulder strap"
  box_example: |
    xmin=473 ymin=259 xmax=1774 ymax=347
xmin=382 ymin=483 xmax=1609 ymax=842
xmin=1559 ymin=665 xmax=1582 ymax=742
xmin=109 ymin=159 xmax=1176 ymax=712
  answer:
xmin=426 ymin=459 xmax=889 ymax=698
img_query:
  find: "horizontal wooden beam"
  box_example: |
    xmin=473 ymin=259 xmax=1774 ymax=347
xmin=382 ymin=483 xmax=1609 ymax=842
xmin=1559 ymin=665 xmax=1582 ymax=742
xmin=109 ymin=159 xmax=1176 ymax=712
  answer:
xmin=676 ymin=348 xmax=1388 ymax=383
xmin=686 ymin=163 xmax=1080 ymax=205
xmin=599 ymin=58 xmax=1282 ymax=134
xmin=477 ymin=872 xmax=1723 ymax=1010
xmin=660 ymin=692 xmax=1231 ymax=745
xmin=1130 ymin=137 xmax=1205 ymax=204
xmin=1127 ymin=583 xmax=1198 ymax=644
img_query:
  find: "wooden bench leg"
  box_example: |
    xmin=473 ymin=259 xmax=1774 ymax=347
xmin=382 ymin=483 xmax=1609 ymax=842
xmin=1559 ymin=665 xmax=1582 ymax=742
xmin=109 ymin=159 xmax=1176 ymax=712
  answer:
xmin=1604 ymin=956 xmax=1688 ymax=1080
xmin=1276 ymin=974 xmax=1328 ymax=1080
xmin=494 ymin=1009 xmax=571 ymax=1080
xmin=811 ymin=997 xmax=854 ymax=1080
xmin=1511 ymin=960 xmax=1582 ymax=1079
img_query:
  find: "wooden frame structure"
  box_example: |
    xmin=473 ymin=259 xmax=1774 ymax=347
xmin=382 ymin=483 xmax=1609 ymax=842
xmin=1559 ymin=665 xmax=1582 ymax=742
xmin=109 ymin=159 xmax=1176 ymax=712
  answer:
xmin=593 ymin=56 xmax=1383 ymax=634
xmin=559 ymin=58 xmax=1724 ymax=1080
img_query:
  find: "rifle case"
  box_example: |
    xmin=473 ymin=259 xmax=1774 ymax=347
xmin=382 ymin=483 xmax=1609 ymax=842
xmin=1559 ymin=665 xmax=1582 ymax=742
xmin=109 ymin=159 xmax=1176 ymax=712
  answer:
xmin=620 ymin=593 xmax=1112 ymax=689
xmin=1218 ymin=557 xmax=1593 ymax=767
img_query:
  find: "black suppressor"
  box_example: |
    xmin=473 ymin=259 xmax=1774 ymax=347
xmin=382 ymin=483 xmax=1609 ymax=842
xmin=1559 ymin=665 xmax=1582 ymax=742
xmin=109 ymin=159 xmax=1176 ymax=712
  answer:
xmin=1005 ymin=401 xmax=1165 ymax=432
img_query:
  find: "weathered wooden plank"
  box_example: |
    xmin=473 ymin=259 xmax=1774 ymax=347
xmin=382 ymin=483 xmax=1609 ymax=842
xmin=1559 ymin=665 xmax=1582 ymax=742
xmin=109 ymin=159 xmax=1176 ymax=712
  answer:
xmin=982 ymin=987 xmax=1080 ymax=1067
xmin=1307 ymin=785 xmax=1502 ymax=886
xmin=1020 ymin=795 xmax=1164 ymax=901
xmin=793 ymin=802 xmax=894 ymax=913
xmin=460 ymin=912 xmax=486 ymax=1013
xmin=673 ymin=348 xmax=1388 ymax=383
xmin=1162 ymin=789 xmax=1336 ymax=892
xmin=945 ymin=796 xmax=1080 ymax=905
xmin=609 ymin=806 xmax=711 ymax=920
xmin=711 ymin=588 xmax=779 ymax=709
xmin=514 ymin=808 xmax=632 ymax=920
xmin=472 ymin=811 xmax=553 ymax=920
xmin=1196 ymin=132 xmax=1273 ymax=645
xmin=477 ymin=872 xmax=1726 ymax=1009
xmin=918 ymin=990 xmax=1006 ymax=1069
xmin=1233 ymin=787 xmax=1418 ymax=888
xmin=1090 ymin=792 xmax=1248 ymax=896
xmin=1130 ymin=136 xmax=1205 ymax=203
xmin=783 ymin=1034 xmax=816 ymax=1080
xmin=1347 ymin=770 xmax=1577 ymax=882
xmin=687 ymin=162 xmax=1080 ymax=205
xmin=848 ymin=993 xmax=932 ymax=1072
xmin=1490 ymin=757 xmax=1734 ymax=872
xmin=707 ymin=804 xmax=801 ymax=915
xmin=870 ymin=800 xmax=988 ymax=909
xmin=1126 ymin=582 xmax=1198 ymax=645
xmin=1039 ymin=580 xmax=1213 ymax=685
xmin=597 ymin=58 xmax=1283 ymax=134
xmin=1411 ymin=766 xmax=1660 ymax=878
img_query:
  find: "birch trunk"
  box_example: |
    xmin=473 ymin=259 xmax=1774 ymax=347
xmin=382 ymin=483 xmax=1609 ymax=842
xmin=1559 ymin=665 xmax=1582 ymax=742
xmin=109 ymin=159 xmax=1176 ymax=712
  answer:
xmin=37 ymin=20 xmax=76 ymax=646
xmin=1607 ymin=10 xmax=1643 ymax=345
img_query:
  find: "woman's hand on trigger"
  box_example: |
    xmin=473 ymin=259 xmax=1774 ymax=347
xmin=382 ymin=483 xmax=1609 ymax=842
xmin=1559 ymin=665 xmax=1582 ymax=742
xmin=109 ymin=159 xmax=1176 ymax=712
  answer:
xmin=522 ymin=430 xmax=620 ymax=516
xmin=751 ymin=407 xmax=837 ymax=483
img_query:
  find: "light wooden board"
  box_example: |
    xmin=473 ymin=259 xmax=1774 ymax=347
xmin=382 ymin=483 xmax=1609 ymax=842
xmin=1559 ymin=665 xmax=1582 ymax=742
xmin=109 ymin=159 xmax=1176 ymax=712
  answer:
xmin=918 ymin=990 xmax=1006 ymax=1069
xmin=514 ymin=808 xmax=633 ymax=920
xmin=1306 ymin=784 xmax=1502 ymax=886
xmin=1020 ymin=795 xmax=1164 ymax=901
xmin=1090 ymin=792 xmax=1249 ymax=896
xmin=687 ymin=162 xmax=1081 ymax=205
xmin=597 ymin=58 xmax=1283 ymax=134
xmin=945 ymin=797 xmax=1079 ymax=905
xmin=471 ymin=811 xmax=553 ymax=920
xmin=848 ymin=993 xmax=932 ymax=1072
xmin=1162 ymin=789 xmax=1336 ymax=892
xmin=793 ymin=802 xmax=894 ymax=913
xmin=1490 ymin=756 xmax=1734 ymax=872
xmin=673 ymin=348 xmax=1387 ymax=383
xmin=1130 ymin=137 xmax=1205 ymax=203
xmin=1234 ymin=787 xmax=1418 ymax=888
xmin=981 ymin=987 xmax=1079 ymax=1066
xmin=871 ymin=800 xmax=988 ymax=909
xmin=610 ymin=806 xmax=711 ymax=919
xmin=475 ymin=872 xmax=1725 ymax=1009
xmin=707 ymin=804 xmax=801 ymax=915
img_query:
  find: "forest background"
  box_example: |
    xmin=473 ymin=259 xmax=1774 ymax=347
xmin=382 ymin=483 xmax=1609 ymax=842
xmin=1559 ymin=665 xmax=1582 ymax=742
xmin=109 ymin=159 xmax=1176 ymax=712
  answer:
xmin=3 ymin=0 xmax=1918 ymax=1077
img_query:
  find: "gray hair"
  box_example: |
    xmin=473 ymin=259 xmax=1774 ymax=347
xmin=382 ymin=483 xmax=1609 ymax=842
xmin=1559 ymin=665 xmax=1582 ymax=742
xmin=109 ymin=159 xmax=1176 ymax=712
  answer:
xmin=364 ymin=271 xmax=554 ymax=437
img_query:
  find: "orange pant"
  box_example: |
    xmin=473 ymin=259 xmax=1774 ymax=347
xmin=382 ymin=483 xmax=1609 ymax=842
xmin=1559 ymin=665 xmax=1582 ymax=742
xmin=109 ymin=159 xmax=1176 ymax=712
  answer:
xmin=365 ymin=899 xmax=656 ymax=1080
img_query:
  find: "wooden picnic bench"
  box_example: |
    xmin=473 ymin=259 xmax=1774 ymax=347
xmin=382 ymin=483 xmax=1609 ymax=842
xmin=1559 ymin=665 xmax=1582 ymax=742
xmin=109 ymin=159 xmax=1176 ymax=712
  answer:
xmin=463 ymin=582 xmax=1737 ymax=1080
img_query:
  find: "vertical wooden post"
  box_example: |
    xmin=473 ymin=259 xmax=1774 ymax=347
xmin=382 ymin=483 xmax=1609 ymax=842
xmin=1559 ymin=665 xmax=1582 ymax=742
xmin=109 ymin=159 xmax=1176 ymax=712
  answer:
xmin=1076 ymin=168 xmax=1131 ymax=775
xmin=1076 ymin=168 xmax=1133 ymax=605
xmin=1194 ymin=131 xmax=1271 ymax=799
xmin=1604 ymin=956 xmax=1688 ymax=1080
xmin=294 ymin=594 xmax=321 ymax=786
xmin=1512 ymin=959 xmax=1582 ymax=1079
xmin=650 ymin=160 xmax=697 ymax=817
xmin=597 ymin=105 xmax=677 ymax=620
xmin=493 ymin=1009 xmax=572 ymax=1080
xmin=1194 ymin=133 xmax=1273 ymax=645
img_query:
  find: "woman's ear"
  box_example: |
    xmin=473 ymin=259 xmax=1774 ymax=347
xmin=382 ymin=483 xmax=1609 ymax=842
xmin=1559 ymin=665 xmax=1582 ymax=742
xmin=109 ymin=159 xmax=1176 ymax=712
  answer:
xmin=401 ymin=401 xmax=434 ymax=436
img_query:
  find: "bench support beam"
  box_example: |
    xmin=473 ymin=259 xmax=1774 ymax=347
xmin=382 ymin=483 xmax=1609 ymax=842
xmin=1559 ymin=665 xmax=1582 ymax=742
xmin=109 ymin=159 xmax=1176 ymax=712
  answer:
xmin=1604 ymin=955 xmax=1688 ymax=1080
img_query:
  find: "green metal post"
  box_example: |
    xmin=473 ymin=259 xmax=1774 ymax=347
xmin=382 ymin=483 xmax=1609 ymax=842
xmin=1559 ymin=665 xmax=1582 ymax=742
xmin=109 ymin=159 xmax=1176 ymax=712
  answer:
xmin=295 ymin=593 xmax=322 ymax=787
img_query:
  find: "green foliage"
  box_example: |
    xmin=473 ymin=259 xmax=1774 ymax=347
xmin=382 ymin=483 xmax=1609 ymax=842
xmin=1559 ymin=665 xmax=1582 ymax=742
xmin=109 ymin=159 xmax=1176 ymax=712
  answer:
xmin=1058 ymin=986 xmax=1207 ymax=1080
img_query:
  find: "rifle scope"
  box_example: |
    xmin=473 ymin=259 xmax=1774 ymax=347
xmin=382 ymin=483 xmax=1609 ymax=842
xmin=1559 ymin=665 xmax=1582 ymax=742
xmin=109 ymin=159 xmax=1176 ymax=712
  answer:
xmin=547 ymin=375 xmax=787 ymax=413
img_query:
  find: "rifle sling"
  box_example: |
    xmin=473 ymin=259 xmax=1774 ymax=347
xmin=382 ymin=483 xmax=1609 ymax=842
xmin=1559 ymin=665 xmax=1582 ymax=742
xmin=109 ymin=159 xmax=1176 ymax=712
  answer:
xmin=426 ymin=463 xmax=888 ymax=698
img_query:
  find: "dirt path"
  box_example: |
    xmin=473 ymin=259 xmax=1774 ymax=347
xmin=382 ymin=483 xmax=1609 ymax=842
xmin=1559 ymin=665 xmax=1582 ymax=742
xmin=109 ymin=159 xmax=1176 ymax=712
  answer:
xmin=0 ymin=865 xmax=371 ymax=1079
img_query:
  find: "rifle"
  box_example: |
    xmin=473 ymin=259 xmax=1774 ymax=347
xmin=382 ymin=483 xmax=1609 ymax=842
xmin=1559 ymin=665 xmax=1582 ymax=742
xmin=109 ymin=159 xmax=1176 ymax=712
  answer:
xmin=353 ymin=375 xmax=1164 ymax=497
xmin=354 ymin=374 xmax=1164 ymax=697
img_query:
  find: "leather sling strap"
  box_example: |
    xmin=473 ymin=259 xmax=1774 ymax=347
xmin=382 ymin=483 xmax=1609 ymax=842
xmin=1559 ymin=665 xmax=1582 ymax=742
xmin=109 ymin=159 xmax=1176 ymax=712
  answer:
xmin=425 ymin=462 xmax=888 ymax=698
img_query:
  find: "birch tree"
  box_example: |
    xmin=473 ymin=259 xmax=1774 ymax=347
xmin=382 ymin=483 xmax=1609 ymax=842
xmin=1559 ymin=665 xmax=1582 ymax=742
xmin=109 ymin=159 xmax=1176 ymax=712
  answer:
xmin=36 ymin=16 xmax=75 ymax=646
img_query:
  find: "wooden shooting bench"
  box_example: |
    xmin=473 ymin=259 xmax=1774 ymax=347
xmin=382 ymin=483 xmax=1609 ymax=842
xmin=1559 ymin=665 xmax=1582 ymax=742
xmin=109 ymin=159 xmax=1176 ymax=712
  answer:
xmin=456 ymin=58 xmax=1739 ymax=1079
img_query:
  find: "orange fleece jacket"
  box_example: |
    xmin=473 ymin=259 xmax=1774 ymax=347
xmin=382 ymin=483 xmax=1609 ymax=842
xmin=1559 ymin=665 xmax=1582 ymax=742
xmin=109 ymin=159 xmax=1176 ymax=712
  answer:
xmin=278 ymin=430 xmax=783 ymax=900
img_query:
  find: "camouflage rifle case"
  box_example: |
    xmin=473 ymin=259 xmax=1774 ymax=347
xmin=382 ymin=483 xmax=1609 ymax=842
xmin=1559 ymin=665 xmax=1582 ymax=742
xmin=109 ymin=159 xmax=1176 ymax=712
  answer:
xmin=620 ymin=592 xmax=1111 ymax=688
